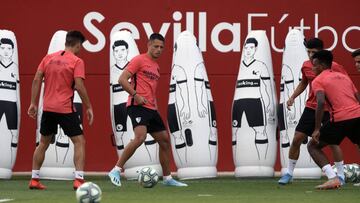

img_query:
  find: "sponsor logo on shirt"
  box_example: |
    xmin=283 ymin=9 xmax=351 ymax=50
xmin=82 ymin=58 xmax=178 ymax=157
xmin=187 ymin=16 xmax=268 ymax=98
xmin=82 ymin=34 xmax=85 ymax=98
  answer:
xmin=0 ymin=80 xmax=16 ymax=90
xmin=49 ymin=59 xmax=69 ymax=67
xmin=142 ymin=70 xmax=160 ymax=80
xmin=236 ymin=79 xmax=260 ymax=88
xmin=112 ymin=84 xmax=124 ymax=92
xmin=169 ymin=84 xmax=176 ymax=92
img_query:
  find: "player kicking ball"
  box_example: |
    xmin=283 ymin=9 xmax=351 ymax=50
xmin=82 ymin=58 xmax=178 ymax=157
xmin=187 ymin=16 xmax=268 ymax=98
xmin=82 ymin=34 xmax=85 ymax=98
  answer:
xmin=108 ymin=33 xmax=187 ymax=187
xmin=278 ymin=38 xmax=346 ymax=185
xmin=307 ymin=50 xmax=360 ymax=189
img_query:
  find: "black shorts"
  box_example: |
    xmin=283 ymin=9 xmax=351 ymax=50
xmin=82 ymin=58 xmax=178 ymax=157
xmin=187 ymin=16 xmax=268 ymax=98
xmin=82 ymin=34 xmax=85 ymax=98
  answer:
xmin=208 ymin=101 xmax=217 ymax=127
xmin=127 ymin=105 xmax=166 ymax=133
xmin=40 ymin=111 xmax=83 ymax=137
xmin=320 ymin=117 xmax=360 ymax=145
xmin=0 ymin=100 xmax=18 ymax=130
xmin=114 ymin=103 xmax=128 ymax=132
xmin=232 ymin=98 xmax=264 ymax=127
xmin=295 ymin=107 xmax=330 ymax=137
xmin=278 ymin=103 xmax=286 ymax=131
xmin=167 ymin=103 xmax=180 ymax=133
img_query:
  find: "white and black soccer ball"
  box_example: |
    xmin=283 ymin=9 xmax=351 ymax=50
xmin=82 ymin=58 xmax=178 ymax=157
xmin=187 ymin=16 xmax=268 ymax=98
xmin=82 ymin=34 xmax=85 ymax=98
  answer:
xmin=138 ymin=167 xmax=159 ymax=188
xmin=344 ymin=163 xmax=360 ymax=183
xmin=332 ymin=163 xmax=360 ymax=183
xmin=76 ymin=182 xmax=102 ymax=203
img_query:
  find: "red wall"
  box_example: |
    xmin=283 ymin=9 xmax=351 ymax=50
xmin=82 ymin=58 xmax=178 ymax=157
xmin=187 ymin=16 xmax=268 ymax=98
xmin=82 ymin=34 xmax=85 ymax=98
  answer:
xmin=1 ymin=0 xmax=359 ymax=172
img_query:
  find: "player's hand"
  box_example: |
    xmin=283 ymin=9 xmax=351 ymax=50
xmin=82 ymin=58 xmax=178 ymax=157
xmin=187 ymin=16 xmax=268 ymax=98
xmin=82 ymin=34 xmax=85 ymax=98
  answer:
xmin=86 ymin=108 xmax=94 ymax=126
xmin=27 ymin=103 xmax=38 ymax=119
xmin=286 ymin=97 xmax=294 ymax=110
xmin=311 ymin=129 xmax=320 ymax=143
xmin=134 ymin=94 xmax=148 ymax=105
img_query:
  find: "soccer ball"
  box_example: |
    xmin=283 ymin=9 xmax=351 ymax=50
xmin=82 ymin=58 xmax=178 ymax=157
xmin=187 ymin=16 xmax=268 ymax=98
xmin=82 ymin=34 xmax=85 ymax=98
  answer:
xmin=333 ymin=163 xmax=360 ymax=183
xmin=344 ymin=163 xmax=360 ymax=183
xmin=76 ymin=182 xmax=102 ymax=203
xmin=138 ymin=167 xmax=159 ymax=188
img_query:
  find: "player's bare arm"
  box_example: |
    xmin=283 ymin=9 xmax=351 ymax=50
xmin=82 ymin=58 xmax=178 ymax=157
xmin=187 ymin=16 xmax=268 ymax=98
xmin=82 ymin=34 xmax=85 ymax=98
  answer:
xmin=75 ymin=77 xmax=94 ymax=125
xmin=27 ymin=70 xmax=44 ymax=119
xmin=312 ymin=91 xmax=325 ymax=143
xmin=287 ymin=77 xmax=308 ymax=109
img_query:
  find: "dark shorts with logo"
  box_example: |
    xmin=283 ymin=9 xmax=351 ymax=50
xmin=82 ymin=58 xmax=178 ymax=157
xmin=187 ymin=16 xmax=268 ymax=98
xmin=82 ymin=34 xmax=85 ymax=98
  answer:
xmin=320 ymin=117 xmax=360 ymax=145
xmin=114 ymin=103 xmax=128 ymax=132
xmin=295 ymin=107 xmax=330 ymax=137
xmin=40 ymin=111 xmax=83 ymax=137
xmin=127 ymin=105 xmax=166 ymax=133
xmin=232 ymin=98 xmax=264 ymax=127
xmin=0 ymin=101 xmax=17 ymax=130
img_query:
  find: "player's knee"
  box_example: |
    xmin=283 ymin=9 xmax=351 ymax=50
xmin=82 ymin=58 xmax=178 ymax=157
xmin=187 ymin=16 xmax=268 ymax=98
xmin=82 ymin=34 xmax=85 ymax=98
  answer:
xmin=133 ymin=134 xmax=147 ymax=146
xmin=307 ymin=139 xmax=322 ymax=153
xmin=306 ymin=141 xmax=315 ymax=154
xmin=161 ymin=139 xmax=171 ymax=150
xmin=71 ymin=135 xmax=86 ymax=146
xmin=292 ymin=133 xmax=306 ymax=147
xmin=38 ymin=140 xmax=50 ymax=150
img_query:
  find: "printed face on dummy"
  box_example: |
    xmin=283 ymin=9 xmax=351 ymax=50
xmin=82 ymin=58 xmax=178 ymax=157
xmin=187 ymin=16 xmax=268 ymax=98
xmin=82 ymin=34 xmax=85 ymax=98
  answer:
xmin=113 ymin=45 xmax=128 ymax=62
xmin=0 ymin=43 xmax=13 ymax=60
xmin=244 ymin=43 xmax=256 ymax=60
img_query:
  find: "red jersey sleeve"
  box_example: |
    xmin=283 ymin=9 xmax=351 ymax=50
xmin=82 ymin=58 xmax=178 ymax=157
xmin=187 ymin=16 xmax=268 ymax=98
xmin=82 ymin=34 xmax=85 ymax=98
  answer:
xmin=37 ymin=55 xmax=48 ymax=72
xmin=126 ymin=56 xmax=142 ymax=75
xmin=312 ymin=78 xmax=325 ymax=95
xmin=301 ymin=67 xmax=306 ymax=82
xmin=74 ymin=59 xmax=85 ymax=79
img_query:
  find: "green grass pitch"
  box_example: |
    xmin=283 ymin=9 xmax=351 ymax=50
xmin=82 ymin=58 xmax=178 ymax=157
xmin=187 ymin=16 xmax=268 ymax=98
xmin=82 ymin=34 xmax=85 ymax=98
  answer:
xmin=0 ymin=176 xmax=359 ymax=203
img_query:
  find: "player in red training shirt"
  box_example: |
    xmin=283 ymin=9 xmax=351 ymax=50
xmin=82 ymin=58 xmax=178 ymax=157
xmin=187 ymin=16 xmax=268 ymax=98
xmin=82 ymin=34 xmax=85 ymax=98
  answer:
xmin=27 ymin=31 xmax=94 ymax=190
xmin=279 ymin=38 xmax=346 ymax=185
xmin=308 ymin=50 xmax=360 ymax=189
xmin=108 ymin=33 xmax=187 ymax=187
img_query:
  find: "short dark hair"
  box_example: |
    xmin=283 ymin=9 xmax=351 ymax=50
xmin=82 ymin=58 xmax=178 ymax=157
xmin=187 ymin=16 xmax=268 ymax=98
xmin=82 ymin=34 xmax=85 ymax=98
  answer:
xmin=0 ymin=38 xmax=14 ymax=49
xmin=149 ymin=33 xmax=165 ymax=42
xmin=112 ymin=40 xmax=128 ymax=50
xmin=65 ymin=30 xmax=85 ymax=47
xmin=305 ymin=38 xmax=324 ymax=49
xmin=312 ymin=50 xmax=333 ymax=68
xmin=351 ymin=49 xmax=360 ymax=58
xmin=245 ymin=38 xmax=258 ymax=47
